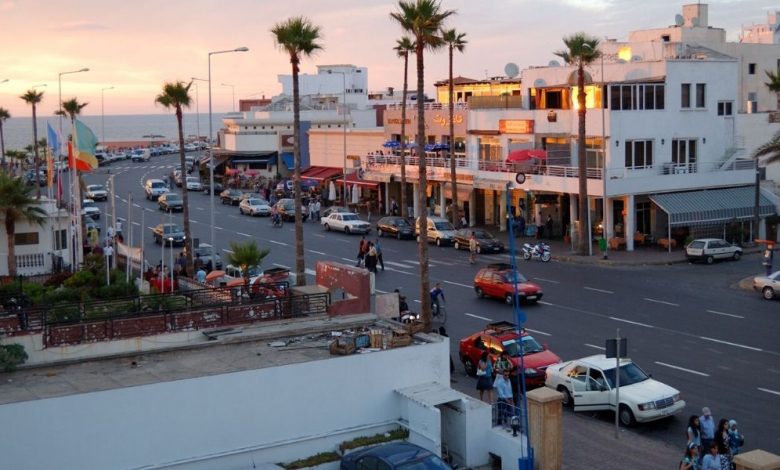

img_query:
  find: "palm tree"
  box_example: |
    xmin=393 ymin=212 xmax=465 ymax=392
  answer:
xmin=0 ymin=107 xmax=9 ymax=167
xmin=227 ymin=240 xmax=270 ymax=288
xmin=0 ymin=172 xmax=46 ymax=277
xmin=441 ymin=28 xmax=467 ymax=225
xmin=394 ymin=36 xmax=415 ymax=219
xmin=554 ymin=33 xmax=600 ymax=255
xmin=752 ymin=126 xmax=780 ymax=240
xmin=156 ymin=81 xmax=195 ymax=276
xmin=766 ymin=68 xmax=780 ymax=110
xmin=20 ymin=89 xmax=44 ymax=199
xmin=271 ymin=16 xmax=323 ymax=287
xmin=391 ymin=0 xmax=455 ymax=328
xmin=57 ymin=98 xmax=90 ymax=239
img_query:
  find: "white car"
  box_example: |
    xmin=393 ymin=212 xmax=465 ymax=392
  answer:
xmin=144 ymin=179 xmax=169 ymax=200
xmin=753 ymin=270 xmax=780 ymax=300
xmin=131 ymin=149 xmax=151 ymax=162
xmin=685 ymin=238 xmax=742 ymax=264
xmin=81 ymin=199 xmax=101 ymax=219
xmin=239 ymin=198 xmax=271 ymax=216
xmin=85 ymin=184 xmax=107 ymax=201
xmin=184 ymin=143 xmax=198 ymax=152
xmin=224 ymin=264 xmax=263 ymax=284
xmin=321 ymin=212 xmax=371 ymax=234
xmin=545 ymin=355 xmax=685 ymax=426
xmin=185 ymin=176 xmax=203 ymax=191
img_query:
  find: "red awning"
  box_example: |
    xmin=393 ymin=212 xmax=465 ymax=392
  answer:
xmin=336 ymin=172 xmax=380 ymax=189
xmin=301 ymin=166 xmax=343 ymax=182
xmin=506 ymin=149 xmax=547 ymax=162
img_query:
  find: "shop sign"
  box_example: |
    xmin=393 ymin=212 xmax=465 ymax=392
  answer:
xmin=474 ymin=178 xmax=510 ymax=191
xmin=280 ymin=134 xmax=294 ymax=150
xmin=499 ymin=119 xmax=534 ymax=134
xmin=346 ymin=155 xmax=361 ymax=160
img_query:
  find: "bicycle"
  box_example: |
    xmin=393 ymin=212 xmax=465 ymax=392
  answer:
xmin=431 ymin=301 xmax=447 ymax=325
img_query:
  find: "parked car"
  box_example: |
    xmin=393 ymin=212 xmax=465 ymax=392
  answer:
xmin=685 ymin=238 xmax=742 ymax=264
xmin=415 ymin=216 xmax=456 ymax=246
xmin=83 ymin=215 xmax=100 ymax=235
xmin=224 ymin=264 xmax=264 ymax=284
xmin=157 ymin=193 xmax=184 ymax=212
xmin=239 ymin=198 xmax=272 ymax=216
xmin=340 ymin=442 xmax=451 ymax=470
xmin=376 ymin=216 xmax=414 ymax=239
xmin=474 ymin=263 xmax=542 ymax=304
xmin=185 ymin=176 xmax=203 ymax=192
xmin=202 ymin=181 xmax=223 ymax=195
xmin=85 ymin=184 xmax=108 ymax=201
xmin=145 ymin=179 xmax=169 ymax=200
xmin=81 ymin=199 xmax=101 ymax=219
xmin=131 ymin=149 xmax=150 ymax=162
xmin=275 ymin=198 xmax=308 ymax=222
xmin=753 ymin=270 xmax=780 ymax=300
xmin=458 ymin=321 xmax=561 ymax=389
xmin=219 ymin=188 xmax=243 ymax=205
xmin=151 ymin=223 xmax=185 ymax=246
xmin=545 ymin=355 xmax=686 ymax=426
xmin=193 ymin=243 xmax=222 ymax=270
xmin=184 ymin=143 xmax=199 ymax=152
xmin=453 ymin=228 xmax=504 ymax=253
xmin=184 ymin=156 xmax=195 ymax=172
xmin=321 ymin=212 xmax=371 ymax=234
xmin=24 ymin=169 xmax=46 ymax=186
xmin=172 ymin=169 xmax=183 ymax=187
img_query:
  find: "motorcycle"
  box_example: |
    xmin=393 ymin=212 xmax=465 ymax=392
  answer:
xmin=271 ymin=213 xmax=283 ymax=228
xmin=521 ymin=242 xmax=551 ymax=262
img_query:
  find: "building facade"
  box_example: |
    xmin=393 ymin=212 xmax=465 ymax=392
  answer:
xmin=0 ymin=198 xmax=71 ymax=276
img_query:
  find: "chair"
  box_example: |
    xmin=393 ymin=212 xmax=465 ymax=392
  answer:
xmin=609 ymin=237 xmax=626 ymax=251
xmin=633 ymin=232 xmax=646 ymax=245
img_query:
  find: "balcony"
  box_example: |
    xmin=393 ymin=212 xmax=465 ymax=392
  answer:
xmin=468 ymin=95 xmax=523 ymax=109
xmin=385 ymin=102 xmax=468 ymax=111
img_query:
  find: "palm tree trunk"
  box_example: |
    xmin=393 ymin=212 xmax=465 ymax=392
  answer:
xmin=291 ymin=57 xmax=306 ymax=286
xmin=399 ymin=52 xmax=409 ymax=219
xmin=416 ymin=42 xmax=431 ymax=330
xmin=576 ymin=63 xmax=590 ymax=255
xmin=176 ymin=107 xmax=194 ymax=276
xmin=448 ymin=44 xmax=458 ymax=226
xmin=6 ymin=217 xmax=16 ymax=277
xmin=32 ymin=104 xmax=41 ymax=199
xmin=0 ymin=121 xmax=6 ymax=167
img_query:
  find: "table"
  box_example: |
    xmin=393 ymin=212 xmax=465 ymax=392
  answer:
xmin=658 ymin=238 xmax=677 ymax=250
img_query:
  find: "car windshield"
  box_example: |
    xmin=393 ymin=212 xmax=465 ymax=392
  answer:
xmin=602 ymin=362 xmax=650 ymax=388
xmin=151 ymin=182 xmax=165 ymax=188
xmin=499 ymin=272 xmax=528 ymax=283
xmin=248 ymin=199 xmax=264 ymax=205
xmin=396 ymin=453 xmax=450 ymax=470
xmin=342 ymin=214 xmax=360 ymax=221
xmin=475 ymin=230 xmax=494 ymax=239
xmin=395 ymin=219 xmax=410 ymax=227
xmin=434 ymin=221 xmax=455 ymax=231
xmin=83 ymin=201 xmax=96 ymax=208
xmin=244 ymin=266 xmax=262 ymax=276
xmin=688 ymin=241 xmax=705 ymax=249
xmin=88 ymin=185 xmax=104 ymax=191
xmin=186 ymin=177 xmax=198 ymax=182
xmin=196 ymin=247 xmax=213 ymax=257
xmin=502 ymin=336 xmax=544 ymax=356
xmin=163 ymin=225 xmax=181 ymax=234
xmin=166 ymin=196 xmax=182 ymax=203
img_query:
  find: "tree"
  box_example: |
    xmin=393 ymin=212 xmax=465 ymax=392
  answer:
xmin=56 ymin=97 xmax=90 ymax=241
xmin=271 ymin=16 xmax=323 ymax=287
xmin=391 ymin=0 xmax=455 ymax=329
xmin=441 ymin=28 xmax=467 ymax=225
xmin=554 ymin=33 xmax=600 ymax=255
xmin=393 ymin=36 xmax=415 ymax=218
xmin=0 ymin=107 xmax=9 ymax=167
xmin=765 ymin=68 xmax=780 ymax=93
xmin=0 ymin=172 xmax=46 ymax=277
xmin=20 ymin=89 xmax=44 ymax=199
xmin=752 ymin=130 xmax=780 ymax=239
xmin=156 ymin=81 xmax=195 ymax=276
xmin=227 ymin=240 xmax=270 ymax=288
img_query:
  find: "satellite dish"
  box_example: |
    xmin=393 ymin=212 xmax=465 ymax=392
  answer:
xmin=504 ymin=62 xmax=520 ymax=78
xmin=533 ymin=78 xmax=547 ymax=87
xmin=548 ymin=60 xmax=561 ymax=67
xmin=674 ymin=14 xmax=684 ymax=26
xmin=691 ymin=17 xmax=699 ymax=27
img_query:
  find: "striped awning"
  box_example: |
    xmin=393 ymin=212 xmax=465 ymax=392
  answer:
xmin=650 ymin=186 xmax=776 ymax=227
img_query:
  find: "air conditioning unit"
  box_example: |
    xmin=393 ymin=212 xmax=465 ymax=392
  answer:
xmin=746 ymin=100 xmax=757 ymax=114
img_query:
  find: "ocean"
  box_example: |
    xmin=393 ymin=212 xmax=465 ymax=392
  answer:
xmin=1 ymin=113 xmax=227 ymax=151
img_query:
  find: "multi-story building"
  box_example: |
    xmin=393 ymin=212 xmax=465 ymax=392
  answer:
xmin=0 ymin=198 xmax=71 ymax=276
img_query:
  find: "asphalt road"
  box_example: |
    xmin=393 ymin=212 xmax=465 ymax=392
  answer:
xmin=77 ymin=154 xmax=780 ymax=457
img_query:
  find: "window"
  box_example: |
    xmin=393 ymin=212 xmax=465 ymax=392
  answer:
xmin=14 ymin=232 xmax=39 ymax=246
xmin=681 ymin=83 xmax=691 ymax=108
xmin=609 ymin=84 xmax=664 ymax=110
xmin=672 ymin=139 xmax=697 ymax=167
xmin=624 ymin=140 xmax=654 ymax=169
xmin=748 ymin=63 xmax=756 ymax=75
xmin=717 ymin=101 xmax=733 ymax=116
xmin=695 ymin=83 xmax=706 ymax=108
xmin=53 ymin=229 xmax=67 ymax=250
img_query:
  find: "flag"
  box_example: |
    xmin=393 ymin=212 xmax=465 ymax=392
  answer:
xmin=47 ymin=122 xmax=61 ymax=156
xmin=72 ymin=118 xmax=98 ymax=171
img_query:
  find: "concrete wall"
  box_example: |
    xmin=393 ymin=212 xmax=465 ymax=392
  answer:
xmin=308 ymin=128 xmax=384 ymax=169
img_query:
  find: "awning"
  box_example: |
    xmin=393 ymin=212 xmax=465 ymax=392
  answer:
xmin=301 ymin=166 xmax=343 ymax=182
xmin=650 ymin=186 xmax=776 ymax=227
xmin=336 ymin=172 xmax=380 ymax=189
xmin=281 ymin=152 xmax=295 ymax=171
xmin=232 ymin=155 xmax=277 ymax=165
xmin=507 ymin=149 xmax=547 ymax=162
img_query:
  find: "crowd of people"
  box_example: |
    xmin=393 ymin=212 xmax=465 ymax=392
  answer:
xmin=682 ymin=407 xmax=744 ymax=470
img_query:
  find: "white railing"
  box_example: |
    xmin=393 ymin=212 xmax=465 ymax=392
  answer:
xmin=365 ymin=154 xmax=470 ymax=169
xmin=385 ymin=102 xmax=469 ymax=111
xmin=15 ymin=253 xmax=45 ymax=269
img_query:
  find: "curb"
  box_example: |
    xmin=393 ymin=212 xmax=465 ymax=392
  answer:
xmin=550 ymin=245 xmax=765 ymax=267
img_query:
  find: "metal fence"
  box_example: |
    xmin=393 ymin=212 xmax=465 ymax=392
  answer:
xmin=491 ymin=401 xmax=528 ymax=434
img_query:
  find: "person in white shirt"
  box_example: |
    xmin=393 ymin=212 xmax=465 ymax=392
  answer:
xmin=104 ymin=243 xmax=114 ymax=269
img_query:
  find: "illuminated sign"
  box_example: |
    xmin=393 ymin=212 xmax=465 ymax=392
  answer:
xmin=499 ymin=120 xmax=534 ymax=134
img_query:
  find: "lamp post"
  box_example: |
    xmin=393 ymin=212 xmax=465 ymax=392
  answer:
xmin=191 ymin=77 xmax=208 ymax=143
xmin=584 ymin=43 xmax=606 ymax=258
xmin=208 ymin=47 xmax=249 ymax=254
xmin=221 ymin=83 xmax=236 ymax=112
xmin=100 ymin=86 xmax=114 ymax=146
xmin=328 ymin=69 xmax=349 ymax=204
xmin=32 ymin=83 xmax=47 ymax=89
xmin=58 ymin=68 xmax=89 ymax=147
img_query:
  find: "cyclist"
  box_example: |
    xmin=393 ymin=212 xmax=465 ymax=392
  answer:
xmin=430 ymin=282 xmax=446 ymax=316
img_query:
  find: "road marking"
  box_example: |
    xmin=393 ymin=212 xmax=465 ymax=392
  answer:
xmin=413 ymin=299 xmax=421 ymax=303
xmin=403 ymin=259 xmax=420 ymax=265
xmin=609 ymin=317 xmax=654 ymax=328
xmin=273 ymin=263 xmax=290 ymax=269
xmin=215 ymin=226 xmax=224 ymax=230
xmin=537 ymin=300 xmax=554 ymax=306
xmin=706 ymin=309 xmax=744 ymax=319
xmin=268 ymin=240 xmax=288 ymax=246
xmin=222 ymin=249 xmax=234 ymax=254
xmin=304 ymin=268 xmax=316 ymax=276
xmin=132 ymin=222 xmax=140 ymax=226
xmin=525 ymin=328 xmax=551 ymax=337
xmin=313 ymin=234 xmax=326 ymax=238
xmin=307 ymin=250 xmax=327 ymax=255
xmin=643 ymin=298 xmax=679 ymax=307
xmin=465 ymin=312 xmax=493 ymax=322
xmin=196 ymin=207 xmax=205 ymax=211
xmin=584 ymin=287 xmax=614 ymax=294
xmin=385 ymin=267 xmax=414 ymax=276
xmin=335 ymin=239 xmax=351 ymax=244
xmin=655 ymin=361 xmax=710 ymax=377
xmin=534 ymin=277 xmax=560 ymax=284
xmin=147 ymin=226 xmax=155 ymax=230
xmin=385 ymin=261 xmax=414 ymax=269
xmin=341 ymin=257 xmax=355 ymax=263
xmin=442 ymin=280 xmax=472 ymax=289
xmin=133 ymin=204 xmax=141 ymax=208
xmin=237 ymin=232 xmax=251 ymax=237
xmin=585 ymin=343 xmax=605 ymax=351
xmin=758 ymin=387 xmax=780 ymax=397
xmin=699 ymin=337 xmax=762 ymax=352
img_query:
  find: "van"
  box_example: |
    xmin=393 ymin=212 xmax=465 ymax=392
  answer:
xmin=415 ymin=216 xmax=456 ymax=246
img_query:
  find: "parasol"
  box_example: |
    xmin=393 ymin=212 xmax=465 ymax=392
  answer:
xmin=506 ymin=149 xmax=547 ymax=162
xmin=205 ymin=270 xmax=226 ymax=282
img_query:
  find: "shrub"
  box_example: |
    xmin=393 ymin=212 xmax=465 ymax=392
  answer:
xmin=64 ymin=270 xmax=96 ymax=289
xmin=0 ymin=344 xmax=28 ymax=372
xmin=43 ymin=271 xmax=73 ymax=288
xmin=339 ymin=428 xmax=409 ymax=452
xmin=280 ymin=452 xmax=340 ymax=469
xmin=47 ymin=302 xmax=81 ymax=323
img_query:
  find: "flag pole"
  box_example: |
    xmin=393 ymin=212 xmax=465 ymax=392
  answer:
xmin=71 ymin=122 xmax=84 ymax=270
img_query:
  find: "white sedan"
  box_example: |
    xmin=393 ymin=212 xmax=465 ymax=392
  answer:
xmin=753 ymin=270 xmax=780 ymax=300
xmin=321 ymin=212 xmax=371 ymax=234
xmin=545 ymin=355 xmax=685 ymax=426
xmin=81 ymin=199 xmax=101 ymax=219
xmin=239 ymin=198 xmax=272 ymax=217
xmin=85 ymin=184 xmax=107 ymax=201
xmin=685 ymin=238 xmax=742 ymax=264
xmin=185 ymin=176 xmax=202 ymax=191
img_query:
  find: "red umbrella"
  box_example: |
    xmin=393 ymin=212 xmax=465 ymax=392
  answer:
xmin=506 ymin=149 xmax=547 ymax=162
xmin=224 ymin=168 xmax=240 ymax=175
xmin=226 ymin=278 xmax=245 ymax=287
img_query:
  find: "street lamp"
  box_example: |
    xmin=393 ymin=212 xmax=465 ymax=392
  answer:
xmin=328 ymin=69 xmax=349 ymax=204
xmin=58 ymin=68 xmax=90 ymax=143
xmin=100 ymin=86 xmax=114 ymax=146
xmin=191 ymin=77 xmax=208 ymax=143
xmin=583 ymin=43 xmax=606 ymax=258
xmin=32 ymin=83 xmax=47 ymax=89
xmin=208 ymin=46 xmax=249 ymax=253
xmin=221 ymin=83 xmax=236 ymax=112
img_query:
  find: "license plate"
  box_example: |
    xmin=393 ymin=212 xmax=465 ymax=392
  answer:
xmin=526 ymin=295 xmax=537 ymax=300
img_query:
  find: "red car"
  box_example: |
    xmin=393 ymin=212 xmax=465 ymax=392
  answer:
xmin=458 ymin=321 xmax=561 ymax=388
xmin=474 ymin=263 xmax=543 ymax=304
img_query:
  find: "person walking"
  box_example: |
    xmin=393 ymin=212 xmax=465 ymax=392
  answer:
xmin=727 ymin=420 xmax=744 ymax=457
xmin=476 ymin=351 xmax=493 ymax=403
xmin=374 ymin=239 xmax=384 ymax=271
xmin=545 ymin=214 xmax=553 ymax=240
xmin=390 ymin=197 xmax=399 ymax=216
xmin=308 ymin=200 xmax=316 ymax=222
xmin=104 ymin=241 xmax=114 ymax=270
xmin=430 ymin=282 xmax=445 ymax=316
xmin=468 ymin=231 xmax=478 ymax=264
xmin=535 ymin=211 xmax=544 ymax=239
xmin=314 ymin=199 xmax=321 ymax=221
xmin=700 ymin=407 xmax=716 ymax=456
xmin=356 ymin=236 xmax=368 ymax=267
xmin=686 ymin=415 xmax=702 ymax=456
xmin=365 ymin=242 xmax=378 ymax=273
xmin=680 ymin=443 xmax=701 ymax=470
xmin=493 ymin=369 xmax=514 ymax=425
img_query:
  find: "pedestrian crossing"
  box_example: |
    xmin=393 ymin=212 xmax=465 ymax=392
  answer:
xmin=109 ymin=164 xmax=177 ymax=171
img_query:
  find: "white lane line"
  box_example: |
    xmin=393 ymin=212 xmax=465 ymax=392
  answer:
xmin=228 ymin=215 xmax=240 ymax=219
xmin=313 ymin=234 xmax=326 ymax=238
xmin=237 ymin=232 xmax=251 ymax=237
xmin=307 ymin=250 xmax=327 ymax=255
xmin=385 ymin=261 xmax=414 ymax=269
xmin=222 ymin=249 xmax=234 ymax=254
xmin=403 ymin=259 xmax=420 ymax=265
xmin=273 ymin=263 xmax=290 ymax=269
xmin=196 ymin=207 xmax=205 ymax=211
xmin=268 ymin=240 xmax=288 ymax=246
xmin=534 ymin=277 xmax=560 ymax=284
xmin=465 ymin=312 xmax=493 ymax=322
xmin=341 ymin=257 xmax=355 ymax=263
xmin=147 ymin=226 xmax=155 ymax=230
xmin=385 ymin=267 xmax=414 ymax=276
xmin=584 ymin=287 xmax=614 ymax=294
xmin=758 ymin=387 xmax=780 ymax=396
xmin=525 ymin=328 xmax=551 ymax=337
xmin=413 ymin=299 xmax=421 ymax=303
xmin=609 ymin=317 xmax=654 ymax=328
xmin=215 ymin=226 xmax=224 ymax=231
xmin=700 ymin=336 xmax=762 ymax=352
xmin=537 ymin=300 xmax=554 ymax=306
xmin=132 ymin=222 xmax=141 ymax=226
xmin=585 ymin=343 xmax=606 ymax=351
xmin=643 ymin=297 xmax=679 ymax=307
xmin=655 ymin=361 xmax=710 ymax=377
xmin=706 ymin=309 xmax=744 ymax=319
xmin=304 ymin=268 xmax=316 ymax=276
xmin=443 ymin=280 xmax=472 ymax=289
xmin=335 ymin=239 xmax=351 ymax=244
xmin=133 ymin=203 xmax=141 ymax=208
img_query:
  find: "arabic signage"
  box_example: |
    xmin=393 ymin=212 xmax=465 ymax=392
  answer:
xmin=499 ymin=119 xmax=534 ymax=134
xmin=384 ymin=108 xmax=467 ymax=136
xmin=474 ymin=178 xmax=510 ymax=191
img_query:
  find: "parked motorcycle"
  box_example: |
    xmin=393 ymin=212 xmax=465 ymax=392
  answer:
xmin=521 ymin=242 xmax=551 ymax=262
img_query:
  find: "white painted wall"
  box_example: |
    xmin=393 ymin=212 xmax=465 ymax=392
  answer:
xmin=308 ymin=128 xmax=384 ymax=168
xmin=0 ymin=199 xmax=71 ymax=276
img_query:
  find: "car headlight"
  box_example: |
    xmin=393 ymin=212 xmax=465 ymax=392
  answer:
xmin=638 ymin=401 xmax=657 ymax=411
xmin=672 ymin=393 xmax=681 ymax=402
xmin=524 ymin=368 xmax=538 ymax=375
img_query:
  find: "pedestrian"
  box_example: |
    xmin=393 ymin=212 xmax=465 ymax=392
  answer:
xmin=517 ymin=214 xmax=526 ymax=237
xmin=700 ymin=407 xmax=716 ymax=456
xmin=308 ymin=201 xmax=316 ymax=222
xmin=468 ymin=231 xmax=478 ymax=264
xmin=476 ymin=351 xmax=494 ymax=403
xmin=727 ymin=420 xmax=744 ymax=457
xmin=459 ymin=213 xmax=468 ymax=229
xmin=365 ymin=242 xmax=378 ymax=273
xmin=390 ymin=197 xmax=399 ymax=216
xmin=106 ymin=225 xmax=115 ymax=241
xmin=437 ymin=326 xmax=455 ymax=374
xmin=374 ymin=239 xmax=384 ymax=271
xmin=679 ymin=443 xmax=701 ymax=470
xmin=715 ymin=418 xmax=732 ymax=465
xmin=104 ymin=242 xmax=114 ymax=270
xmin=545 ymin=214 xmax=553 ymax=240
xmin=493 ymin=369 xmax=514 ymax=425
xmin=314 ymin=199 xmax=321 ymax=221
xmin=686 ymin=415 xmax=702 ymax=456
xmin=700 ymin=442 xmax=725 ymax=470
xmin=194 ymin=253 xmax=204 ymax=273
xmin=356 ymin=236 xmax=368 ymax=267
xmin=176 ymin=252 xmax=187 ymax=276
xmin=195 ymin=266 xmax=207 ymax=283
xmin=535 ymin=211 xmax=544 ymax=239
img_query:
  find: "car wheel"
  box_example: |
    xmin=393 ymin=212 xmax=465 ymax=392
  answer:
xmin=324 ymin=224 xmax=330 ymax=231
xmin=619 ymin=405 xmax=636 ymax=427
xmin=523 ymin=251 xmax=531 ymax=260
xmin=475 ymin=287 xmax=484 ymax=298
xmin=454 ymin=241 xmax=460 ymax=250
xmin=763 ymin=286 xmax=775 ymax=300
xmin=558 ymin=386 xmax=573 ymax=408
xmin=505 ymin=293 xmax=514 ymax=305
xmin=732 ymin=251 xmax=741 ymax=261
xmin=463 ymin=357 xmax=476 ymax=376
xmin=706 ymin=255 xmax=714 ymax=264
xmin=345 ymin=227 xmax=351 ymax=234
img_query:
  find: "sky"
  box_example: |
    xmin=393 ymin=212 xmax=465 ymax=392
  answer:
xmin=0 ymin=0 xmax=774 ymax=116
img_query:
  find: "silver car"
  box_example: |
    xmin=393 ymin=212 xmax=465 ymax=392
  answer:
xmin=685 ymin=238 xmax=742 ymax=264
xmin=753 ymin=271 xmax=780 ymax=300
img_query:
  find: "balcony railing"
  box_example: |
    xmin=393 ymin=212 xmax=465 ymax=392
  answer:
xmin=15 ymin=253 xmax=45 ymax=270
xmin=468 ymin=95 xmax=524 ymax=109
xmin=385 ymin=102 xmax=469 ymax=111
xmin=366 ymin=153 xmax=469 ymax=170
